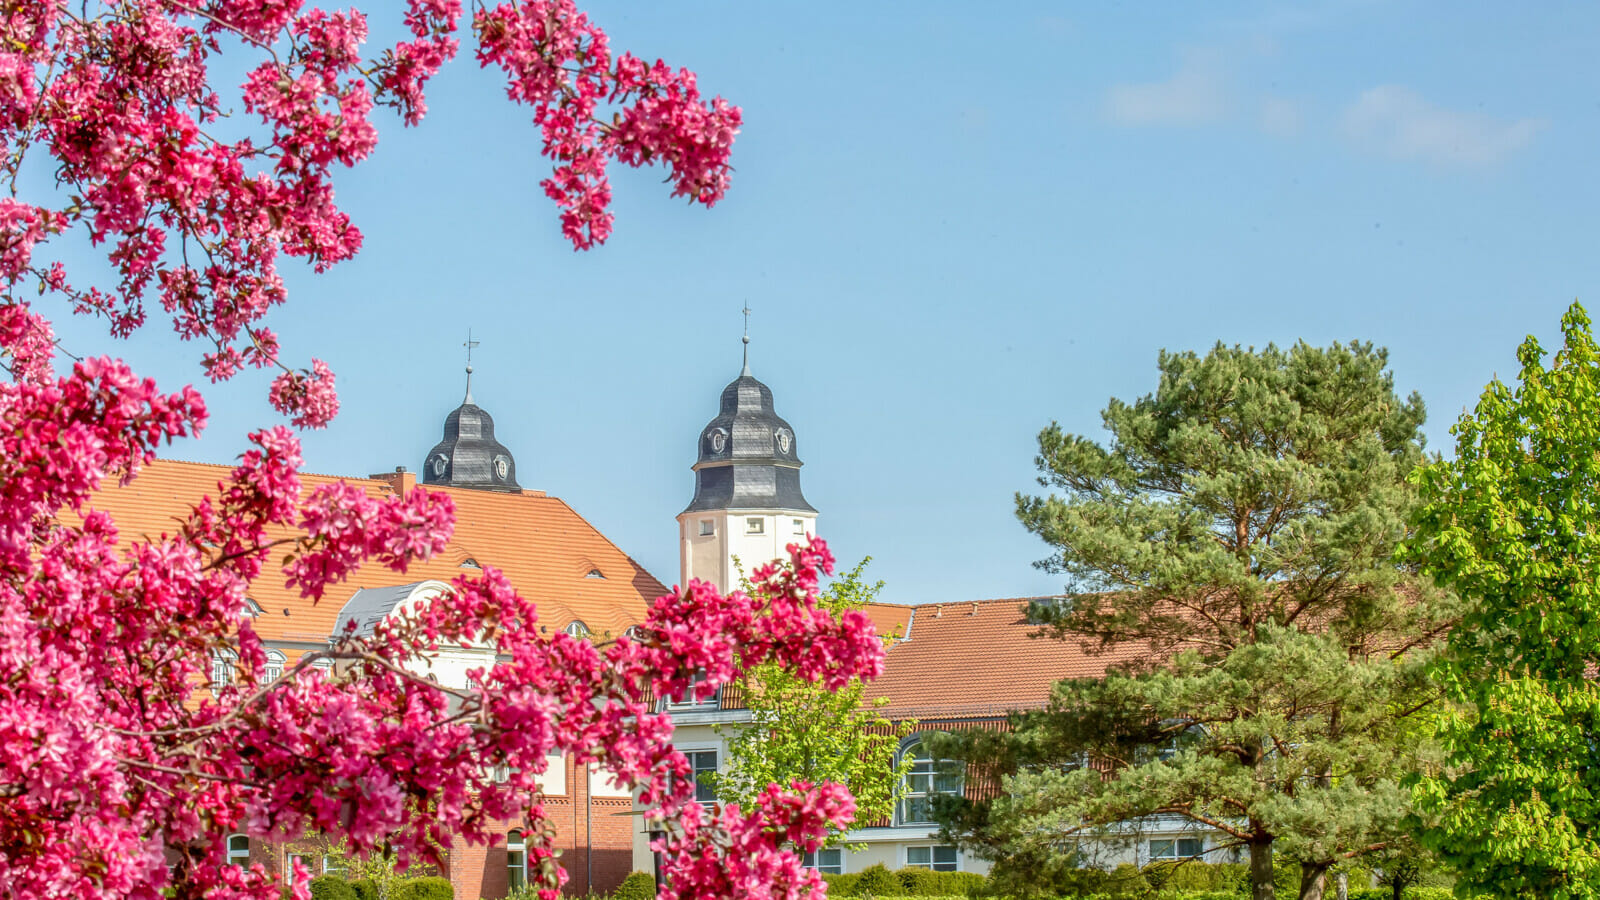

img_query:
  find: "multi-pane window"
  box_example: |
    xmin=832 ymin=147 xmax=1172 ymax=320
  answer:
xmin=699 ymin=519 xmax=715 ymax=536
xmin=666 ymin=671 xmax=720 ymax=710
xmin=686 ymin=749 xmax=718 ymax=804
xmin=288 ymin=854 xmax=314 ymax=886
xmin=803 ymin=848 xmax=843 ymax=874
xmin=898 ymin=739 xmax=962 ymax=825
xmin=906 ymin=846 xmax=957 ymax=871
xmin=211 ymin=651 xmax=236 ymax=692
xmin=1148 ymin=837 xmax=1205 ymax=860
xmin=225 ymin=834 xmax=249 ymax=866
xmin=746 ymin=517 xmax=765 ymax=535
xmin=565 ymin=620 xmax=590 ymax=638
xmin=261 ymin=650 xmax=286 ymax=685
xmin=322 ymin=855 xmax=345 ymax=877
xmin=507 ymin=830 xmax=526 ymax=889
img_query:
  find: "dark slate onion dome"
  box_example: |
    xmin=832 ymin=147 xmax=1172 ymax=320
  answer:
xmin=422 ymin=368 xmax=521 ymax=492
xmin=683 ymin=355 xmax=815 ymax=514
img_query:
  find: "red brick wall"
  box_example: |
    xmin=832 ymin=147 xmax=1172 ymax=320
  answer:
xmin=451 ymin=756 xmax=639 ymax=900
xmin=168 ymin=755 xmax=640 ymax=900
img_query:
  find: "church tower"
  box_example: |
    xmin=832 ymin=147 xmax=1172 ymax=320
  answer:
xmin=678 ymin=319 xmax=816 ymax=591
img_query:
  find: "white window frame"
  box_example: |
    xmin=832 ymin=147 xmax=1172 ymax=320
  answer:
xmin=792 ymin=518 xmax=806 ymax=535
xmin=684 ymin=748 xmax=719 ymax=805
xmin=261 ymin=650 xmax=286 ymax=685
xmin=802 ymin=847 xmax=843 ymax=874
xmin=1148 ymin=837 xmax=1205 ymax=861
xmin=507 ymin=830 xmax=526 ymax=890
xmin=322 ymin=854 xmax=345 ymax=876
xmin=665 ymin=671 xmax=721 ymax=711
xmin=211 ymin=650 xmax=237 ymax=693
xmin=745 ymin=516 xmax=765 ymax=535
xmin=906 ymin=845 xmax=958 ymax=871
xmin=564 ymin=620 xmax=590 ymax=638
xmin=225 ymin=834 xmax=249 ymax=866
xmin=699 ymin=519 xmax=715 ymax=536
xmin=897 ymin=737 xmax=962 ymax=826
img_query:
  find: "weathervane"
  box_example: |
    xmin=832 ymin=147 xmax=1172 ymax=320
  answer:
xmin=463 ymin=329 xmax=479 ymax=403
xmin=741 ymin=304 xmax=752 ymax=376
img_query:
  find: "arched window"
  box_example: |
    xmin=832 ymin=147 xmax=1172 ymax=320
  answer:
xmin=226 ymin=834 xmax=249 ymax=866
xmin=261 ymin=650 xmax=286 ymax=685
xmin=897 ymin=737 xmax=962 ymax=825
xmin=564 ymin=620 xmax=590 ymax=638
xmin=507 ymin=830 xmax=526 ymax=890
xmin=211 ymin=650 xmax=237 ymax=692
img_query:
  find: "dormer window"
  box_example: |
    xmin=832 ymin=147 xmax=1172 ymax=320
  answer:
xmin=585 ymin=568 xmax=605 ymax=579
xmin=460 ymin=558 xmax=481 ymax=569
xmin=746 ymin=517 xmax=764 ymax=535
xmin=564 ymin=621 xmax=590 ymax=638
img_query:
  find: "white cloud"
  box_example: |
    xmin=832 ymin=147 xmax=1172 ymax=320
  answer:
xmin=1341 ymin=86 xmax=1543 ymax=167
xmin=1104 ymin=55 xmax=1227 ymax=127
xmin=1258 ymin=97 xmax=1303 ymax=137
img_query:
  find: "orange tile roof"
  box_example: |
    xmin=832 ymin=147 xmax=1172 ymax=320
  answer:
xmin=86 ymin=459 xmax=669 ymax=646
xmin=867 ymin=598 xmax=1154 ymax=722
xmin=862 ymin=602 xmax=913 ymax=640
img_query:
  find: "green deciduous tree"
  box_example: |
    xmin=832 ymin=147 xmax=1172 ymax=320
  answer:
xmin=714 ymin=558 xmax=914 ymax=846
xmin=932 ymin=342 xmax=1450 ymax=900
xmin=1407 ymin=302 xmax=1600 ymax=899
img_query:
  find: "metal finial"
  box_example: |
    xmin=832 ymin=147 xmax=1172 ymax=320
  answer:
xmin=463 ymin=329 xmax=480 ymax=403
xmin=741 ymin=305 xmax=752 ymax=376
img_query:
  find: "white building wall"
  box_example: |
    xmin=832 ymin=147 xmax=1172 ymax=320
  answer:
xmin=678 ymin=509 xmax=817 ymax=592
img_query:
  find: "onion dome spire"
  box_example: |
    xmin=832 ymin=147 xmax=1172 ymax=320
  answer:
xmin=422 ymin=334 xmax=521 ymax=492
xmin=682 ymin=311 xmax=813 ymax=514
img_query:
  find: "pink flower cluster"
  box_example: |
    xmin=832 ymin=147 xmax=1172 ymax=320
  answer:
xmin=0 ymin=0 xmax=739 ymax=412
xmin=475 ymin=0 xmax=742 ymax=248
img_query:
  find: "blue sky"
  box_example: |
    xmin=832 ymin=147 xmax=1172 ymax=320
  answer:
xmin=49 ymin=1 xmax=1600 ymax=604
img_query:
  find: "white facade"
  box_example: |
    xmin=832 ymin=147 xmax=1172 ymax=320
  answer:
xmin=677 ymin=508 xmax=818 ymax=592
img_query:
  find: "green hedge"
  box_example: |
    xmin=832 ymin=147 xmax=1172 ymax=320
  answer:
xmin=391 ymin=876 xmax=454 ymax=900
xmin=349 ymin=880 xmax=377 ymax=900
xmin=614 ymin=871 xmax=657 ymax=900
xmin=854 ymin=865 xmax=906 ymax=897
xmin=894 ymin=868 xmax=986 ymax=897
xmin=309 ymin=877 xmax=358 ymax=900
xmin=822 ymin=873 xmax=861 ymax=896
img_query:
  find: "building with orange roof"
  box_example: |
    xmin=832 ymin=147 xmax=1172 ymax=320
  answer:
xmin=89 ymin=370 xmax=667 ymax=899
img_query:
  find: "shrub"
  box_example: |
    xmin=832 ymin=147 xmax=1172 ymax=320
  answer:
xmin=890 ymin=869 xmax=986 ymax=897
xmin=390 ymin=876 xmax=453 ymax=900
xmin=855 ymin=864 xmax=906 ymax=897
xmin=1037 ymin=864 xmax=1108 ymax=899
xmin=309 ymin=877 xmax=357 ymax=900
xmin=613 ymin=871 xmax=657 ymax=900
xmin=821 ymin=873 xmax=861 ymax=897
xmin=1142 ymin=861 xmax=1225 ymax=892
xmin=349 ymin=880 xmax=378 ymax=900
xmin=1102 ymin=863 xmax=1152 ymax=899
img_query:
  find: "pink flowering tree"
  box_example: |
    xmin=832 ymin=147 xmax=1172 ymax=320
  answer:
xmin=0 ymin=2 xmax=883 ymax=899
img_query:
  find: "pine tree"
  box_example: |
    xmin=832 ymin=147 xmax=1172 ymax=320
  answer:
xmin=931 ymin=341 xmax=1449 ymax=900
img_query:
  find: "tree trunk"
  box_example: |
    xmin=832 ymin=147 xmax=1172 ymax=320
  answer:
xmin=1337 ymin=871 xmax=1348 ymax=900
xmin=1392 ymin=880 xmax=1403 ymax=900
xmin=1249 ymin=839 xmax=1275 ymax=900
xmin=1299 ymin=862 xmax=1330 ymax=900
